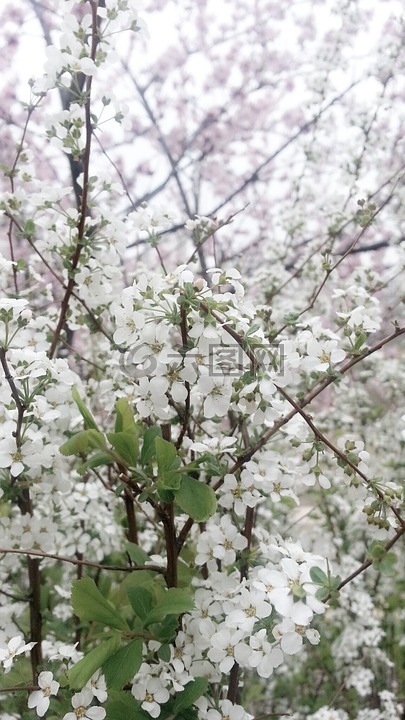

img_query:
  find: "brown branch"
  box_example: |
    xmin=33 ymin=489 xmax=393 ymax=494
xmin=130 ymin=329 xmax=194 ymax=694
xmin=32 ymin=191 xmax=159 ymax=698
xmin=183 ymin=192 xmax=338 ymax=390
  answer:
xmin=211 ymin=81 xmax=361 ymax=216
xmin=0 ymin=350 xmax=42 ymax=679
xmin=185 ymin=205 xmax=249 ymax=267
xmin=227 ymin=661 xmax=241 ymax=704
xmin=0 ymin=348 xmax=26 ymax=444
xmin=128 ymin=71 xmax=211 ymax=274
xmin=325 ymin=525 xmax=405 ymax=601
xmin=49 ymin=1 xmax=100 ymax=359
xmin=5 ymin=94 xmax=44 ymax=294
xmin=5 ymin=212 xmax=114 ymax=345
xmin=0 ymin=686 xmax=38 ymax=693
xmin=124 ymin=487 xmax=138 ymax=544
xmin=235 ymin=325 xmax=405 ymax=468
xmin=176 ymin=303 xmax=191 ymax=449
xmin=275 ymin=384 xmax=405 ymax=528
xmin=177 ymin=326 xmax=404 ymax=552
xmin=273 ymin=190 xmax=396 ymax=338
xmin=0 ymin=547 xmax=165 ymax=574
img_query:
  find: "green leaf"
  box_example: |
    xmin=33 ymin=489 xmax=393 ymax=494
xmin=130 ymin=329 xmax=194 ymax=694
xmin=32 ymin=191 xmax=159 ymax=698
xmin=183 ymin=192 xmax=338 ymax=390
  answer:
xmin=368 ymin=540 xmax=385 ymax=560
xmin=158 ymin=469 xmax=182 ymax=491
xmin=0 ymin=657 xmax=33 ymax=689
xmin=60 ymin=431 xmax=92 ymax=456
xmin=105 ymin=691 xmax=149 ymax=720
xmin=115 ymin=398 xmax=137 ymax=435
xmin=103 ymin=638 xmax=142 ymax=690
xmin=177 ymin=708 xmax=199 ymax=720
xmin=309 ymin=566 xmax=327 ymax=585
xmin=141 ymin=426 xmax=161 ymax=466
xmin=353 ymin=332 xmax=367 ymax=353
xmin=155 ymin=437 xmax=180 ymax=474
xmin=59 ymin=429 xmax=106 ymax=456
xmin=157 ymin=643 xmax=171 ymax=663
xmin=126 ymin=542 xmax=153 ymax=567
xmin=127 ymin=587 xmax=154 ymax=620
xmin=157 ymin=487 xmax=175 ymax=503
xmin=177 ymin=557 xmax=193 ymax=588
xmin=67 ymin=636 xmax=120 ymax=690
xmin=326 ymin=573 xmax=341 ymax=591
xmin=107 ymin=432 xmax=138 ymax=467
xmin=372 ymin=550 xmax=397 ymax=576
xmin=174 ymin=475 xmax=217 ymax=521
xmin=72 ymin=577 xmax=129 ymax=631
xmin=172 ymin=678 xmax=209 ymax=713
xmin=144 ymin=588 xmax=193 ymax=627
xmin=77 ymin=451 xmax=113 ymax=474
xmin=87 ymin=429 xmax=107 ymax=449
xmin=24 ymin=219 xmax=36 ymax=238
xmin=147 ymin=614 xmax=179 ymax=643
xmin=72 ymin=386 xmax=100 ymax=430
xmin=315 ymin=587 xmax=329 ymax=601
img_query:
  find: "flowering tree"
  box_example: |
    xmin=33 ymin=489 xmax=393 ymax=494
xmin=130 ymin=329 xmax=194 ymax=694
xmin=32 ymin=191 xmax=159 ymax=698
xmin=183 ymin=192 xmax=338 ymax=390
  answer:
xmin=0 ymin=2 xmax=404 ymax=720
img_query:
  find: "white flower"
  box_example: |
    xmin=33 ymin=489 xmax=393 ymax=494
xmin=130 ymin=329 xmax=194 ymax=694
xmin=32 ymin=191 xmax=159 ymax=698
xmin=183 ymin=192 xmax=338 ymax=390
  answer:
xmin=248 ymin=629 xmax=284 ymax=678
xmin=63 ymin=689 xmax=106 ymax=720
xmin=307 ymin=707 xmax=349 ymax=720
xmin=131 ymin=670 xmax=170 ymax=718
xmin=135 ymin=375 xmax=170 ymax=418
xmin=226 ymin=588 xmax=272 ymax=632
xmin=0 ymin=298 xmax=29 ymax=313
xmin=87 ymin=671 xmax=108 ymax=703
xmin=195 ymin=516 xmax=248 ymax=571
xmin=113 ymin=289 xmax=146 ymax=346
xmin=301 ymin=339 xmax=345 ymax=373
xmin=272 ymin=618 xmax=320 ymax=655
xmin=0 ymin=437 xmax=25 ymax=476
xmin=345 ymin=666 xmax=374 ymax=697
xmin=218 ymin=473 xmax=261 ymax=516
xmin=49 ymin=642 xmax=82 ymax=664
xmin=185 ymin=215 xmax=217 ymax=232
xmin=185 ymin=436 xmax=238 ymax=454
xmin=28 ymin=671 xmax=59 ymax=717
xmin=207 ymin=625 xmax=251 ymax=673
xmin=337 ymin=304 xmax=380 ymax=333
xmin=198 ymin=375 xmax=233 ymax=418
xmin=0 ymin=636 xmax=36 ymax=673
xmin=207 ymin=699 xmax=254 ymax=720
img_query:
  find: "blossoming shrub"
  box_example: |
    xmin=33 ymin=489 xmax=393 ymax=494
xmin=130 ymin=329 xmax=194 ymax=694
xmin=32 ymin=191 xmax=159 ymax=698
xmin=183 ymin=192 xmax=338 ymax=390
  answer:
xmin=0 ymin=2 xmax=404 ymax=720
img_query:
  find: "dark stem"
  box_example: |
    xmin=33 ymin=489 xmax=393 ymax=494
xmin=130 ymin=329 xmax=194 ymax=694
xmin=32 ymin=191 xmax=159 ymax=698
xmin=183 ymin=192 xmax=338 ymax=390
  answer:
xmin=26 ymin=558 xmax=43 ymax=679
xmin=176 ymin=303 xmax=191 ymax=448
xmin=227 ymin=661 xmax=241 ymax=704
xmin=240 ymin=420 xmax=254 ymax=580
xmin=275 ymin=384 xmax=404 ymax=528
xmin=124 ymin=488 xmax=138 ymax=544
xmin=162 ymin=503 xmax=178 ymax=588
xmin=48 ymin=0 xmax=100 ymax=359
xmin=18 ymin=489 xmax=43 ymax=681
xmin=0 ymin=349 xmax=42 ymax=680
xmin=327 ymin=525 xmax=405 ymax=601
xmin=0 ymin=546 xmax=165 ymax=573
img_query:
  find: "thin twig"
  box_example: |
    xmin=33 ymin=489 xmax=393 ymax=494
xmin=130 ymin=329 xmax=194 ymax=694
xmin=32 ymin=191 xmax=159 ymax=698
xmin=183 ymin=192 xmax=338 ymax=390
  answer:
xmin=49 ymin=1 xmax=101 ymax=358
xmin=0 ymin=546 xmax=166 ymax=574
xmin=275 ymin=384 xmax=405 ymax=528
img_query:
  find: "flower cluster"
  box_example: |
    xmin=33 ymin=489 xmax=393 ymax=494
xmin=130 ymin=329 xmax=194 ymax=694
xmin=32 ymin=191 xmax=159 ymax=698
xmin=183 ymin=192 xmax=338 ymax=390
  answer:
xmin=0 ymin=0 xmax=404 ymax=719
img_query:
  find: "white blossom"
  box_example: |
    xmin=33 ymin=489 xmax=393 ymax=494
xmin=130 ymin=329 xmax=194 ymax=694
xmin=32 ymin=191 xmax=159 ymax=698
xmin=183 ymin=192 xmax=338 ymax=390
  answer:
xmin=28 ymin=671 xmax=60 ymax=717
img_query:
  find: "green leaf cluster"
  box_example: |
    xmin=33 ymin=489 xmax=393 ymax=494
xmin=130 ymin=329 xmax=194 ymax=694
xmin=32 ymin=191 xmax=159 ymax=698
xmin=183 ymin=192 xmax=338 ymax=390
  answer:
xmin=68 ymin=575 xmax=194 ymax=691
xmin=368 ymin=540 xmax=398 ymax=576
xmin=60 ymin=391 xmax=138 ymax=473
xmin=310 ymin=564 xmax=342 ymax=601
xmin=67 ymin=575 xmax=207 ymax=719
xmin=154 ymin=438 xmax=216 ymax=521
